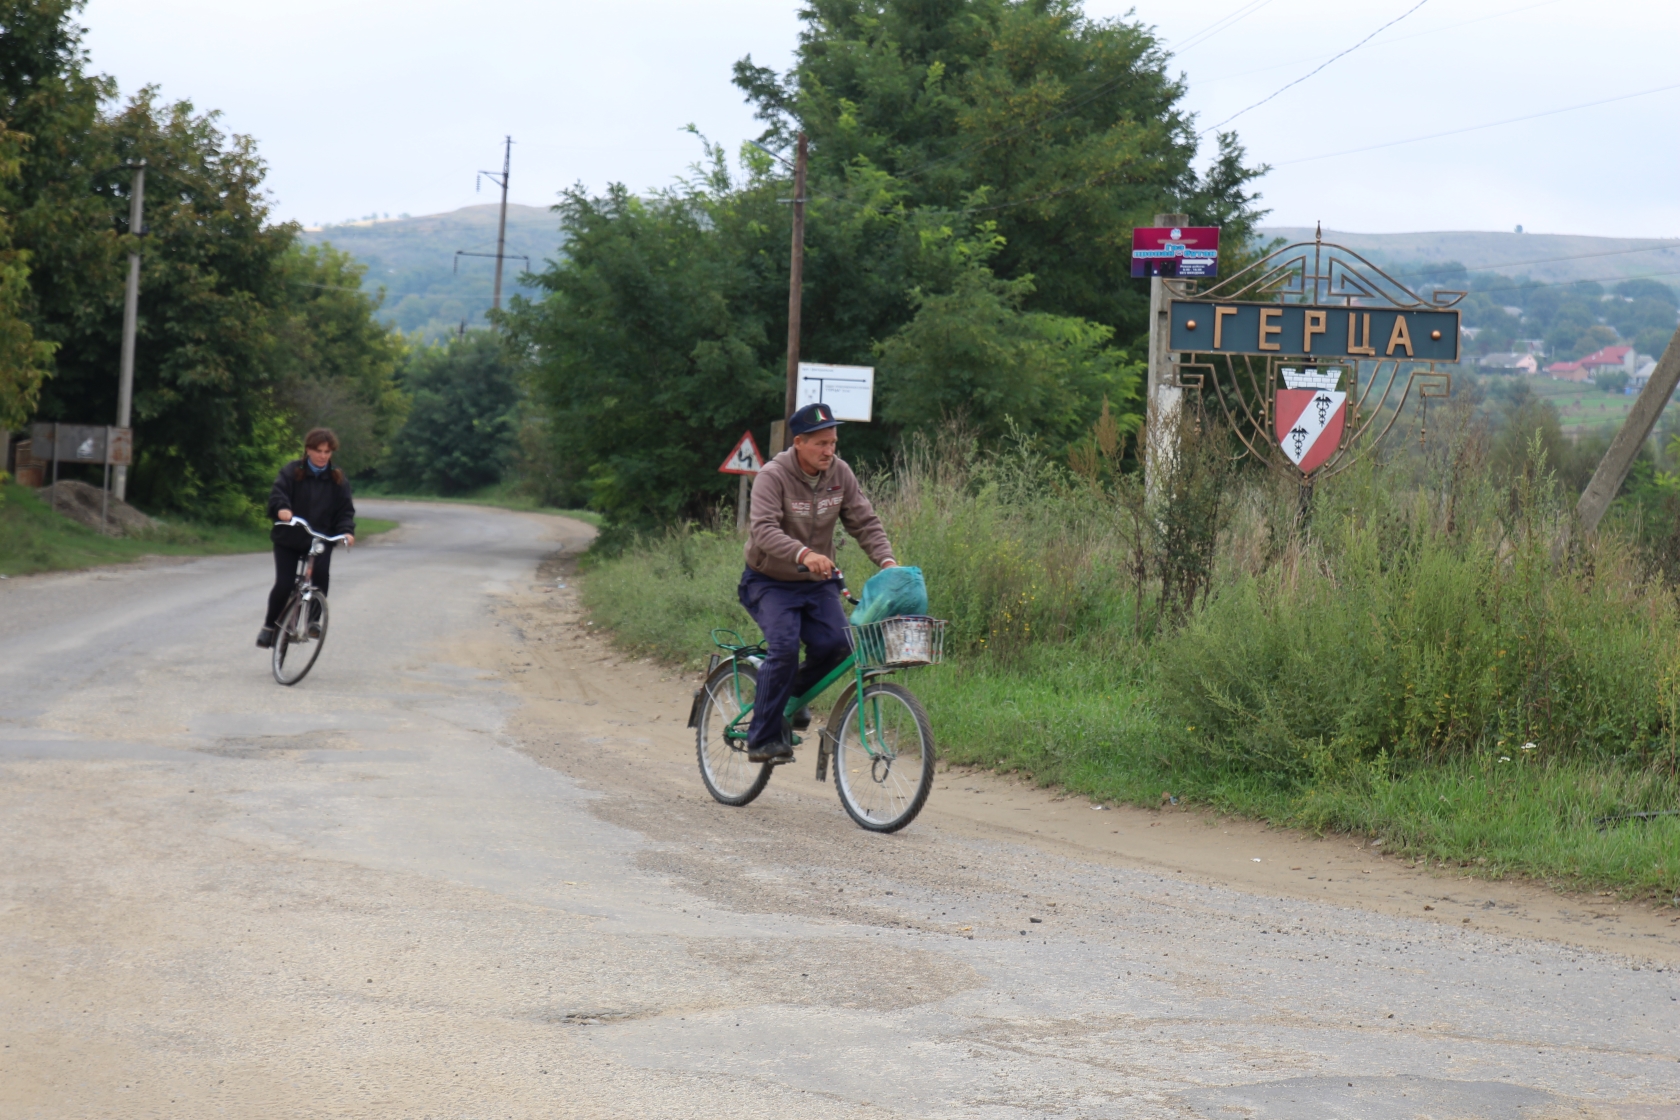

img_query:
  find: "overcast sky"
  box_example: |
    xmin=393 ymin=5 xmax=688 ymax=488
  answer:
xmin=82 ymin=0 xmax=1679 ymax=239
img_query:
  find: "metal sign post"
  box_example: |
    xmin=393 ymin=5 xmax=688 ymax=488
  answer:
xmin=719 ymin=431 xmax=766 ymax=532
xmin=1143 ymin=213 xmax=1192 ymax=502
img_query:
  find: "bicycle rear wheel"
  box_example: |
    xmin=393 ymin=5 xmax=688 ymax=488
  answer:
xmin=696 ymin=660 xmax=771 ymax=806
xmin=831 ymin=681 xmax=934 ymax=833
xmin=272 ymin=591 xmax=328 ymax=686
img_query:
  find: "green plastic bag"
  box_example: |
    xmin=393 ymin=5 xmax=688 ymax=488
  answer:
xmin=849 ymin=566 xmax=928 ymax=627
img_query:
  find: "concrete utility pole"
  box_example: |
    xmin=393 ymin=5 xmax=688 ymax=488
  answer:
xmin=114 ymin=160 xmax=145 ymax=501
xmin=780 ymin=132 xmax=809 ymax=442
xmin=1145 ymin=211 xmax=1188 ymax=500
xmin=485 ymin=136 xmax=512 ymax=314
xmin=1575 ymin=325 xmax=1680 ymax=534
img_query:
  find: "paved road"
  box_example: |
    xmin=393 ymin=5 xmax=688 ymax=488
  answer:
xmin=1 ymin=501 xmax=1675 ymax=1119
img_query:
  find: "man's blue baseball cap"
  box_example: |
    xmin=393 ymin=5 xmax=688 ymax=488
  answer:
xmin=788 ymin=402 xmax=843 ymax=436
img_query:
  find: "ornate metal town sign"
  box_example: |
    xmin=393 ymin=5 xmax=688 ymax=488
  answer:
xmin=1165 ymin=226 xmax=1461 ymax=481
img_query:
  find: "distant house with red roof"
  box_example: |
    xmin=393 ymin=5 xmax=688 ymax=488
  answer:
xmin=1546 ymin=345 xmax=1638 ymax=382
xmin=1578 ymin=345 xmax=1636 ymax=376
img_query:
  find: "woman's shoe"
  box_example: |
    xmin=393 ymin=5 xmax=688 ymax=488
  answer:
xmin=255 ymin=626 xmax=276 ymax=648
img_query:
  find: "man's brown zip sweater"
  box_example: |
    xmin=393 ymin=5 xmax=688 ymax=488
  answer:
xmin=744 ymin=448 xmax=895 ymax=581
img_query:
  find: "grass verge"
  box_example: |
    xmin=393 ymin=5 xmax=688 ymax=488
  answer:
xmin=579 ymin=522 xmax=1680 ymax=902
xmin=356 ymin=478 xmax=603 ymax=525
xmin=0 ymin=484 xmax=398 ymax=577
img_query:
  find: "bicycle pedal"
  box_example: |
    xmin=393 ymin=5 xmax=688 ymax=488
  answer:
xmin=766 ymin=752 xmax=797 ymax=767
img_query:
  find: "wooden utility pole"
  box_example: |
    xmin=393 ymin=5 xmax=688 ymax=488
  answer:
xmin=1144 ymin=211 xmax=1187 ymax=500
xmin=114 ymin=160 xmax=146 ymax=501
xmin=776 ymin=132 xmax=809 ymax=450
xmin=1576 ymin=325 xmax=1680 ymax=533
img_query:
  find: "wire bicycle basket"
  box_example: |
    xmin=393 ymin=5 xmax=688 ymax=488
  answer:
xmin=849 ymin=616 xmax=947 ymax=668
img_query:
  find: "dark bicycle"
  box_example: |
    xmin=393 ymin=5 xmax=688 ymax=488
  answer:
xmin=687 ymin=572 xmax=945 ymax=833
xmin=270 ymin=515 xmax=349 ymax=686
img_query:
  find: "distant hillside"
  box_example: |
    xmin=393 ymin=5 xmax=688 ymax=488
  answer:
xmin=1259 ymin=227 xmax=1680 ymax=291
xmin=300 ymin=204 xmax=564 ymax=341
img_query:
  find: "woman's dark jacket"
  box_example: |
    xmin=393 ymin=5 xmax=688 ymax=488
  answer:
xmin=267 ymin=459 xmax=356 ymax=548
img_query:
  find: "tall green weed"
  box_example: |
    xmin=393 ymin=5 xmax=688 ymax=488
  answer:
xmin=579 ymin=419 xmax=1680 ymax=895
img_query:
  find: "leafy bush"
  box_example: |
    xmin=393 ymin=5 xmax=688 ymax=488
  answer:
xmin=382 ymin=332 xmax=519 ymax=494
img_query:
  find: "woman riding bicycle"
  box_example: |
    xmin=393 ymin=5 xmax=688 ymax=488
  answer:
xmin=256 ymin=428 xmax=356 ymax=649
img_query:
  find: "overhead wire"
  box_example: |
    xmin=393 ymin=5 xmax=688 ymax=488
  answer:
xmin=1387 ymin=242 xmax=1680 ymax=281
xmin=1191 ymin=0 xmax=1567 ymax=90
xmin=1198 ymin=0 xmax=1433 ymax=135
xmin=1446 ymin=268 xmax=1680 ymax=297
xmin=1274 ymin=81 xmax=1680 ymax=165
xmin=1173 ymin=0 xmax=1280 ymax=55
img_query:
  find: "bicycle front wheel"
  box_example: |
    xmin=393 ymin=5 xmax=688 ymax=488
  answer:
xmin=273 ymin=591 xmax=328 ymax=686
xmin=832 ymin=681 xmax=934 ymax=832
xmin=696 ymin=660 xmax=772 ymax=806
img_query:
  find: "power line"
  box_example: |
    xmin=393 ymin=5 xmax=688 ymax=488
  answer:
xmin=1459 ymin=268 xmax=1680 ymax=297
xmin=1192 ymin=0 xmax=1566 ymax=90
xmin=1174 ymin=0 xmax=1279 ymax=55
xmin=1273 ymin=81 xmax=1680 ymax=166
xmin=1198 ymin=0 xmax=1432 ymax=136
xmin=1389 ymin=242 xmax=1680 ymax=280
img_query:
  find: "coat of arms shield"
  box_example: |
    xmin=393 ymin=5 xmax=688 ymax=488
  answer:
xmin=1274 ymin=366 xmax=1347 ymax=475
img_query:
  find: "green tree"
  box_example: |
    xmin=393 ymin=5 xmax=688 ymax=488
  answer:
xmin=733 ymin=0 xmax=1267 ymax=341
xmin=1490 ymin=380 xmax=1566 ymax=481
xmin=270 ymin=243 xmax=407 ymax=476
xmin=384 ymin=331 xmax=519 ymax=494
xmin=0 ymin=125 xmax=54 ymax=429
xmin=512 ymin=1 xmax=1258 ymax=529
xmin=0 ymin=0 xmax=118 ymax=383
xmin=1 ymin=2 xmax=404 ymax=522
xmin=875 ymin=232 xmax=1140 ymax=444
xmin=1633 ymin=327 xmax=1675 ymax=358
xmin=81 ymin=89 xmax=303 ymax=521
xmin=505 ymin=167 xmax=782 ymax=524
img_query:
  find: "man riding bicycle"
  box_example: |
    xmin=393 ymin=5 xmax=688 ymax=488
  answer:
xmin=256 ymin=428 xmax=356 ymax=649
xmin=740 ymin=402 xmax=897 ymax=764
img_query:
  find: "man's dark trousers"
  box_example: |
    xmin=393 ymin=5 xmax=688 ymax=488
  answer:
xmin=737 ymin=567 xmax=851 ymax=752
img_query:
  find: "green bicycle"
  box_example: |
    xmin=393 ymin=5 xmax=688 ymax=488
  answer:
xmin=687 ymin=578 xmax=946 ymax=833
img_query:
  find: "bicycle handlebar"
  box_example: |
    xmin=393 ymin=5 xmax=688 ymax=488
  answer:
xmin=795 ymin=563 xmax=860 ymax=606
xmin=274 ymin=514 xmax=352 ymax=543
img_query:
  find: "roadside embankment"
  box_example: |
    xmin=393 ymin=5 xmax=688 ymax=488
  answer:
xmin=0 ymin=481 xmax=396 ymax=576
xmin=576 ymin=434 xmax=1680 ymax=903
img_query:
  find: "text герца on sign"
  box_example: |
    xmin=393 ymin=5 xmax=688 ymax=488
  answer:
xmin=1169 ymin=300 xmax=1460 ymax=361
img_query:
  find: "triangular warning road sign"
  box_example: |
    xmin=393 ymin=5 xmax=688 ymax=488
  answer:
xmin=718 ymin=431 xmax=765 ymax=475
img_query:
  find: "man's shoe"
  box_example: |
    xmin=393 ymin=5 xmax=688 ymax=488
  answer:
xmin=255 ymin=626 xmax=277 ymax=649
xmin=306 ymin=622 xmax=322 ymax=640
xmin=747 ymin=742 xmax=794 ymax=764
xmin=792 ymin=706 xmax=813 ymax=730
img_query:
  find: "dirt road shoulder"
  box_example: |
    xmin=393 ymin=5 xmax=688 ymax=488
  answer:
xmin=499 ymin=553 xmax=1680 ymax=966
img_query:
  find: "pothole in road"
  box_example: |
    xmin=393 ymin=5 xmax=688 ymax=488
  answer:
xmin=1180 ymin=1075 xmax=1568 ymax=1120
xmin=194 ymin=733 xmax=356 ymax=759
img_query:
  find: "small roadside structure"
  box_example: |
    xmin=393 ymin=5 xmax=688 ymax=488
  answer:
xmin=1479 ymin=352 xmax=1538 ymax=375
xmin=1628 ymin=356 xmax=1660 ymax=392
